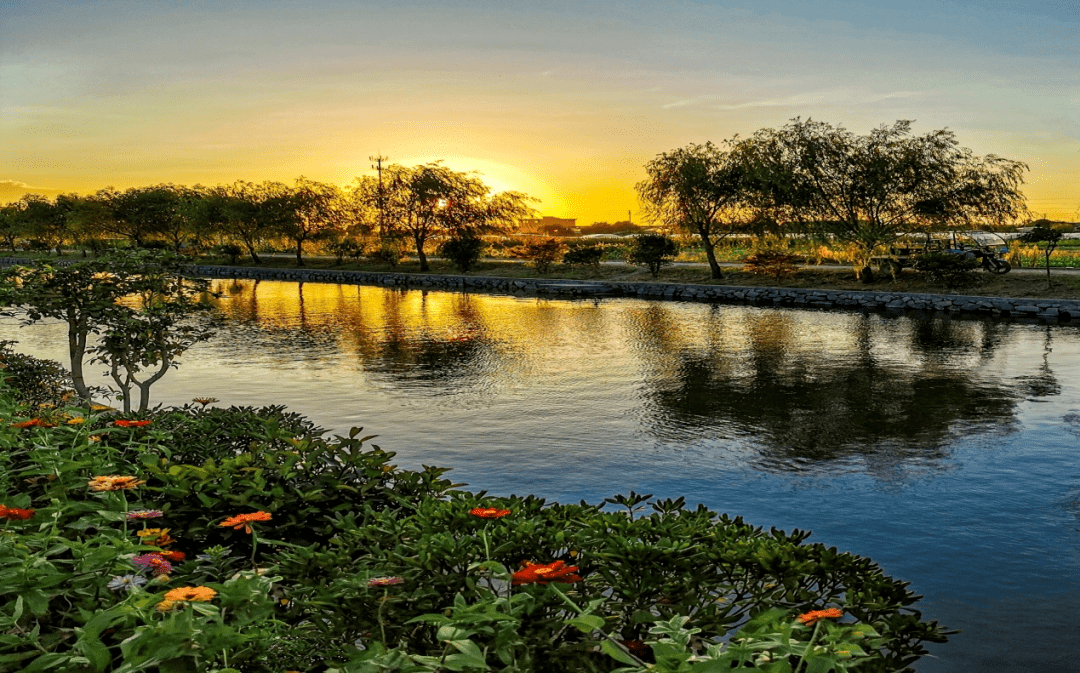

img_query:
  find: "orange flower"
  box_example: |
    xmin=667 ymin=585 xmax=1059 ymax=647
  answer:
xmin=113 ymin=419 xmax=152 ymax=428
xmin=796 ymin=608 xmax=844 ymax=625
xmin=88 ymin=475 xmax=146 ymax=491
xmin=156 ymin=550 xmax=186 ymax=563
xmin=137 ymin=528 xmax=176 ymax=547
xmin=0 ymin=505 xmax=35 ymax=520
xmin=163 ymin=586 xmax=217 ymax=603
xmin=11 ymin=418 xmax=55 ymax=429
xmin=219 ymin=511 xmax=272 ymax=534
xmin=469 ymin=507 xmax=511 ymax=519
xmin=66 ymin=417 xmax=87 ymax=425
xmin=511 ymin=560 xmax=582 ymax=586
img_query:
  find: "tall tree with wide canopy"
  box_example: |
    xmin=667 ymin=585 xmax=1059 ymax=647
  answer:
xmin=356 ymin=163 xmax=535 ymax=271
xmin=94 ymin=185 xmax=182 ymax=248
xmin=636 ymin=142 xmax=749 ymax=279
xmin=204 ymin=180 xmax=292 ymax=264
xmin=276 ymin=177 xmax=350 ymax=267
xmin=732 ymin=118 xmax=1029 ymax=278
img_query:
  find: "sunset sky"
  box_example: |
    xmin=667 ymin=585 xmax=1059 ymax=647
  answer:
xmin=2 ymin=0 xmax=1078 ymax=224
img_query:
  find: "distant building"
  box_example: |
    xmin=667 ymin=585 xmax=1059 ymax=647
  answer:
xmin=519 ymin=216 xmax=578 ymax=235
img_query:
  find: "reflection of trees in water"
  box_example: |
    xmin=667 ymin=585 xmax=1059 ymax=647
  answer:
xmin=1013 ymin=326 xmax=1060 ymax=400
xmin=209 ymin=280 xmax=501 ymax=388
xmin=626 ymin=305 xmax=1022 ymax=473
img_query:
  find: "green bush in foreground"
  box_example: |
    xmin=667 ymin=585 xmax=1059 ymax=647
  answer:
xmin=0 ymin=378 xmax=949 ymax=672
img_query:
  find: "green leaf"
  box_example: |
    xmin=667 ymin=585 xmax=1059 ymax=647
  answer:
xmin=444 ymin=640 xmax=489 ymax=670
xmin=568 ymin=615 xmax=605 ymax=633
xmin=599 ymin=639 xmax=640 ymax=666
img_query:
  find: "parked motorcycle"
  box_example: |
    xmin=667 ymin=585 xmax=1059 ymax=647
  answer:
xmin=947 ymin=245 xmax=1011 ymax=274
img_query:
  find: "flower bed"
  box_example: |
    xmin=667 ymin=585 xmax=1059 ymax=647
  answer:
xmin=0 ymin=378 xmax=950 ymax=672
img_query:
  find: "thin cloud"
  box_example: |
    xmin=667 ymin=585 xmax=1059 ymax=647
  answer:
xmin=662 ymin=89 xmax=923 ymax=111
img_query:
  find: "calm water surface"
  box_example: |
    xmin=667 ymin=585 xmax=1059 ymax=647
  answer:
xmin=6 ymin=278 xmax=1080 ymax=672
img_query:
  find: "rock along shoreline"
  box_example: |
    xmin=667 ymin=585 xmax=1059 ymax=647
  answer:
xmin=189 ymin=263 xmax=1079 ymax=324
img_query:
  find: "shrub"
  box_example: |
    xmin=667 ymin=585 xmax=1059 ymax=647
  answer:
xmin=218 ymin=243 xmax=243 ymax=264
xmin=368 ymin=240 xmax=404 ymax=267
xmin=627 ymin=233 xmax=679 ymax=278
xmin=438 ymin=235 xmax=487 ymax=273
xmin=912 ymin=251 xmax=981 ymax=287
xmin=562 ymin=243 xmax=606 ymax=269
xmin=509 ymin=238 xmax=566 ymax=274
xmin=0 ymin=341 xmax=75 ymax=407
xmin=327 ymin=238 xmax=365 ymax=265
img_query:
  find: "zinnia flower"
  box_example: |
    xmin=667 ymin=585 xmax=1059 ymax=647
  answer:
xmin=162 ymin=586 xmax=218 ymax=603
xmin=219 ymin=511 xmax=272 ymax=534
xmin=113 ymin=419 xmax=152 ymax=428
xmin=469 ymin=507 xmax=511 ymax=519
xmin=156 ymin=550 xmax=186 ymax=563
xmin=66 ymin=417 xmax=86 ymax=425
xmin=126 ymin=509 xmax=164 ymax=520
xmin=796 ymin=608 xmax=844 ymax=625
xmin=11 ymin=418 xmax=55 ymax=429
xmin=88 ymin=475 xmax=146 ymax=491
xmin=0 ymin=505 xmax=35 ymax=520
xmin=367 ymin=576 xmax=405 ymax=587
xmin=511 ymin=560 xmax=582 ymax=586
xmin=136 ymin=528 xmax=176 ymax=547
xmin=192 ymin=397 xmax=219 ymax=407
xmin=133 ymin=553 xmax=173 ymax=577
xmin=107 ymin=574 xmax=147 ymax=592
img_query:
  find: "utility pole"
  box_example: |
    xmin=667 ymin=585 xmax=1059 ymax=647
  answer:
xmin=628 ymin=210 xmax=632 ymax=225
xmin=370 ymin=153 xmax=388 ymax=234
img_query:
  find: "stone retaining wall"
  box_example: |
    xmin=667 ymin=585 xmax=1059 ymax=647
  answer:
xmin=2 ymin=258 xmax=1074 ymax=323
xmin=189 ymin=264 xmax=1079 ymax=324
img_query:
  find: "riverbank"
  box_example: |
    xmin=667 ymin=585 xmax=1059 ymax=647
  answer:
xmin=189 ymin=261 xmax=1080 ymax=324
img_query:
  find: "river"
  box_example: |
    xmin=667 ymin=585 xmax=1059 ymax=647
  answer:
xmin=5 ymin=277 xmax=1080 ymax=672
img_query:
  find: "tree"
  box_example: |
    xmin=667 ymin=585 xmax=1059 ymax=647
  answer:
xmin=509 ymin=238 xmax=565 ymax=274
xmin=276 ymin=177 xmax=350 ymax=267
xmin=95 ymin=185 xmax=180 ymax=248
xmin=637 ymin=142 xmax=749 ymax=279
xmin=627 ymin=233 xmax=679 ymax=278
xmin=733 ymin=118 xmax=1029 ymax=280
xmin=354 ymin=163 xmax=535 ymax=271
xmin=205 ymin=181 xmax=291 ymax=264
xmin=1019 ymin=226 xmax=1064 ymax=287
xmin=10 ymin=194 xmax=69 ymax=254
xmin=89 ymin=254 xmax=219 ymax=412
xmin=0 ymin=251 xmax=216 ymax=408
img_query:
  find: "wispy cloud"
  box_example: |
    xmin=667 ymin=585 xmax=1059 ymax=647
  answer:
xmin=663 ymin=89 xmax=923 ymax=111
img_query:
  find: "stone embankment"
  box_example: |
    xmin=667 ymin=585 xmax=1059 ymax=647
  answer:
xmin=190 ymin=264 xmax=1079 ymax=324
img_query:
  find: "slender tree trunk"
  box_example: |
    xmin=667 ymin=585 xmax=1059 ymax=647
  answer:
xmin=698 ymin=229 xmax=724 ymax=279
xmin=67 ymin=320 xmax=92 ymax=403
xmin=415 ymin=233 xmax=429 ymax=271
xmin=295 ymin=239 xmax=305 ymax=267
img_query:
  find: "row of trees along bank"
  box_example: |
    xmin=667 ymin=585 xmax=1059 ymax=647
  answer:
xmin=0 ymin=166 xmax=536 ymax=271
xmin=1 ymin=118 xmax=1034 ymax=280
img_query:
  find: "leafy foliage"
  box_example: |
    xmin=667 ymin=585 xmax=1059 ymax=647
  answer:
xmin=627 ymin=233 xmax=679 ymax=278
xmin=509 ymin=238 xmax=566 ymax=274
xmin=562 ymin=243 xmax=607 ymax=269
xmin=438 ymin=235 xmax=488 ymax=273
xmin=911 ymin=251 xmax=982 ymax=287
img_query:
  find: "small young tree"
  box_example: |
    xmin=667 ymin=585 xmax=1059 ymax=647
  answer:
xmin=1019 ymin=226 xmax=1064 ymax=287
xmin=562 ymin=242 xmax=606 ymax=269
xmin=0 ymin=251 xmax=217 ymax=408
xmin=627 ymin=233 xmax=679 ymax=278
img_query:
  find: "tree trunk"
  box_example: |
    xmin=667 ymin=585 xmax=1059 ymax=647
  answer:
xmin=244 ymin=240 xmax=262 ymax=264
xmin=415 ymin=233 xmax=429 ymax=271
xmin=67 ymin=321 xmax=92 ymax=403
xmin=702 ymin=239 xmax=723 ymax=279
xmin=295 ymin=239 xmax=305 ymax=267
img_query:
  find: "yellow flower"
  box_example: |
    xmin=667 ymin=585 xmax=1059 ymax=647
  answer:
xmin=66 ymin=416 xmax=86 ymax=425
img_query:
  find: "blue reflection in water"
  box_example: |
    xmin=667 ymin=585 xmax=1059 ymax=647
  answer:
xmin=4 ymin=278 xmax=1079 ymax=672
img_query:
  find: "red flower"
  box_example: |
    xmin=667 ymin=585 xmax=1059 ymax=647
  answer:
xmin=0 ymin=505 xmax=35 ymax=520
xmin=619 ymin=640 xmax=649 ymax=659
xmin=511 ymin=560 xmax=582 ymax=585
xmin=113 ymin=419 xmax=152 ymax=428
xmin=11 ymin=418 xmax=55 ymax=429
xmin=796 ymin=608 xmax=844 ymax=625
xmin=469 ymin=507 xmax=511 ymax=519
xmin=156 ymin=550 xmax=186 ymax=563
